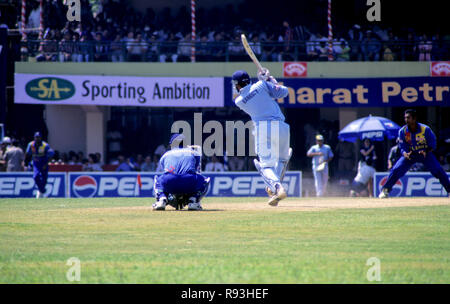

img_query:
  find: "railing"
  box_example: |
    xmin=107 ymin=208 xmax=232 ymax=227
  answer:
xmin=18 ymin=40 xmax=450 ymax=62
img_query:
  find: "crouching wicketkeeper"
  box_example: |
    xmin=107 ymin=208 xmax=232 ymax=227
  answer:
xmin=152 ymin=134 xmax=210 ymax=211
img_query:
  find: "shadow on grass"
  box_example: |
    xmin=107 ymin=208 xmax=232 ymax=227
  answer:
xmin=156 ymin=209 xmax=225 ymax=212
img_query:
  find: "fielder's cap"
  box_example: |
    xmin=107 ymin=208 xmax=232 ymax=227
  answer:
xmin=316 ymin=134 xmax=324 ymax=141
xmin=169 ymin=133 xmax=185 ymax=146
xmin=34 ymin=131 xmax=42 ymax=138
xmin=232 ymin=70 xmax=250 ymax=84
xmin=1 ymin=136 xmax=11 ymax=144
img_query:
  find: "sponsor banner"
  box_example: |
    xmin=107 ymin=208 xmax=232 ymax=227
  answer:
xmin=0 ymin=29 xmax=6 ymax=123
xmin=15 ymin=74 xmax=224 ymax=107
xmin=68 ymin=171 xmax=302 ymax=198
xmin=283 ymin=62 xmax=307 ymax=77
xmin=69 ymin=172 xmax=155 ymax=198
xmin=224 ymin=76 xmax=449 ymax=107
xmin=207 ymin=171 xmax=302 ymax=197
xmin=430 ymin=61 xmax=450 ymax=76
xmin=0 ymin=172 xmax=302 ymax=198
xmin=374 ymin=172 xmax=450 ymax=197
xmin=0 ymin=172 xmax=67 ymax=198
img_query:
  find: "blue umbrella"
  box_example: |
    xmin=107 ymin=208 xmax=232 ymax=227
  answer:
xmin=338 ymin=115 xmax=401 ymax=143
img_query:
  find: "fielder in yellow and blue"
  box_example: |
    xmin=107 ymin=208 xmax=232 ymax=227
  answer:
xmin=25 ymin=132 xmax=54 ymax=198
xmin=379 ymin=109 xmax=450 ymax=198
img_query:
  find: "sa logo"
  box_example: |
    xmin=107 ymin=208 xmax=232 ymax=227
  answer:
xmin=26 ymin=77 xmax=75 ymax=101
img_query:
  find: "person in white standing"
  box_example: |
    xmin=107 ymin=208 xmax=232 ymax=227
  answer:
xmin=232 ymin=69 xmax=292 ymax=206
xmin=307 ymin=134 xmax=334 ymax=197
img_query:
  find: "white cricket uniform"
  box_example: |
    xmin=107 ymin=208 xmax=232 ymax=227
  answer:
xmin=307 ymin=144 xmax=334 ymax=197
xmin=234 ymin=80 xmax=290 ymax=191
xmin=235 ymin=80 xmax=290 ymax=166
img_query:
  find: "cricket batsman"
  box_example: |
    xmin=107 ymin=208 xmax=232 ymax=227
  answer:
xmin=152 ymin=134 xmax=210 ymax=211
xmin=25 ymin=132 xmax=54 ymax=198
xmin=232 ymin=69 xmax=292 ymax=206
xmin=379 ymin=109 xmax=450 ymax=198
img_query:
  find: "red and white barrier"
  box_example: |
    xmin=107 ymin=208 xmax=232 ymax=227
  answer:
xmin=191 ymin=0 xmax=196 ymax=62
xmin=327 ymin=0 xmax=333 ymax=61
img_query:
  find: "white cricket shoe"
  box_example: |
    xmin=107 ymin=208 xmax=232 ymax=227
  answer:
xmin=188 ymin=197 xmax=203 ymax=211
xmin=268 ymin=184 xmax=287 ymax=206
xmin=152 ymin=197 xmax=167 ymax=211
xmin=36 ymin=191 xmax=42 ymax=199
xmin=378 ymin=188 xmax=389 ymax=199
xmin=265 ymin=187 xmax=274 ymax=197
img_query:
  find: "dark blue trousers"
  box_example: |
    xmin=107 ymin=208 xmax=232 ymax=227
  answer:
xmin=382 ymin=153 xmax=450 ymax=193
xmin=33 ymin=166 xmax=48 ymax=193
xmin=154 ymin=172 xmax=209 ymax=200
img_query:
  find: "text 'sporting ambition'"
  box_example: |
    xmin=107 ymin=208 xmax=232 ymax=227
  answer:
xmin=81 ymin=80 xmax=211 ymax=103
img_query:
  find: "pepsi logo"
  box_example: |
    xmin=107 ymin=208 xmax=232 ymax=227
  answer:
xmin=430 ymin=61 xmax=450 ymax=76
xmin=73 ymin=175 xmax=97 ymax=198
xmin=283 ymin=62 xmax=307 ymax=77
xmin=362 ymin=131 xmax=383 ymax=139
xmin=379 ymin=176 xmax=403 ymax=197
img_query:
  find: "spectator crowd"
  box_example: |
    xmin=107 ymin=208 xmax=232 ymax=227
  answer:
xmin=8 ymin=0 xmax=448 ymax=63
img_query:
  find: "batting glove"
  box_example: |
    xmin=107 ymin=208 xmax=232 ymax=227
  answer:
xmin=268 ymin=76 xmax=278 ymax=84
xmin=257 ymin=68 xmax=270 ymax=81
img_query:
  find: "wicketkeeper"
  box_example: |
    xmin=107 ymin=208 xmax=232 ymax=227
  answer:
xmin=152 ymin=134 xmax=210 ymax=211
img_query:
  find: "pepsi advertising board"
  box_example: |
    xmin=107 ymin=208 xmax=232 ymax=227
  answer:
xmin=0 ymin=172 xmax=302 ymax=198
xmin=374 ymin=172 xmax=450 ymax=197
xmin=69 ymin=172 xmax=155 ymax=198
xmin=207 ymin=172 xmax=302 ymax=197
xmin=0 ymin=172 xmax=67 ymax=198
xmin=68 ymin=171 xmax=302 ymax=198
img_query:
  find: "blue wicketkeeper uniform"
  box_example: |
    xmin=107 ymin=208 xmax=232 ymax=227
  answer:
xmin=381 ymin=123 xmax=450 ymax=194
xmin=25 ymin=140 xmax=54 ymax=194
xmin=154 ymin=147 xmax=209 ymax=202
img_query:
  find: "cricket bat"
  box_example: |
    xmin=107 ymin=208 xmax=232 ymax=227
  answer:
xmin=241 ymin=34 xmax=263 ymax=72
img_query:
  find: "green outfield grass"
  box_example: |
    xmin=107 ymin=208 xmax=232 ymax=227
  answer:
xmin=0 ymin=197 xmax=449 ymax=283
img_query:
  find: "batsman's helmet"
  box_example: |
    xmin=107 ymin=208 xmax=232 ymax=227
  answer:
xmin=232 ymin=70 xmax=251 ymax=88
